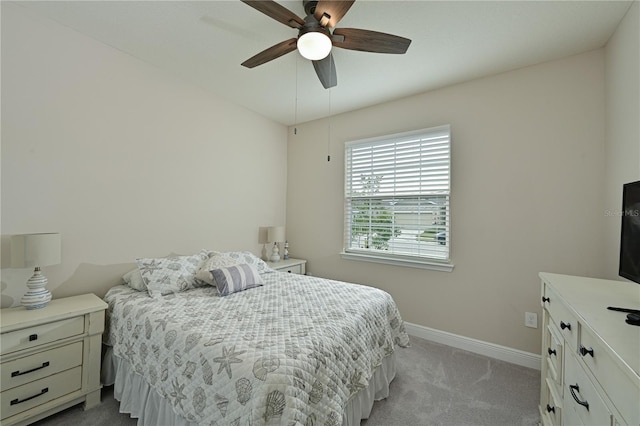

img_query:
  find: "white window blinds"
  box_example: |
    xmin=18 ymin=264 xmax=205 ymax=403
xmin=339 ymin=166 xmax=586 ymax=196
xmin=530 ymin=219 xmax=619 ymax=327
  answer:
xmin=344 ymin=125 xmax=451 ymax=264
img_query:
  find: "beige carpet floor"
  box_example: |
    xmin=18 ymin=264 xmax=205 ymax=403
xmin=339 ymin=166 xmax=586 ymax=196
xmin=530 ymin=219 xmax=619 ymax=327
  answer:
xmin=32 ymin=336 xmax=540 ymax=426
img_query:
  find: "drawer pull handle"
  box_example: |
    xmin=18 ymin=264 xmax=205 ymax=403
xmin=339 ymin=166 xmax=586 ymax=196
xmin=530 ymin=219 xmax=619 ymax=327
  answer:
xmin=560 ymin=321 xmax=571 ymax=331
xmin=10 ymin=387 xmax=49 ymax=406
xmin=546 ymin=404 xmax=555 ymax=414
xmin=579 ymin=345 xmax=594 ymax=357
xmin=28 ymin=334 xmax=38 ymax=341
xmin=569 ymin=384 xmax=589 ymax=411
xmin=547 ymin=348 xmax=557 ymax=356
xmin=542 ymin=296 xmax=550 ymax=303
xmin=11 ymin=361 xmax=50 ymax=377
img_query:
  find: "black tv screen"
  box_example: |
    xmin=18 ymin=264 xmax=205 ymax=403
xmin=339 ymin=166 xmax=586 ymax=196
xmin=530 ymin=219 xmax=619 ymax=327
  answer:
xmin=619 ymin=180 xmax=640 ymax=284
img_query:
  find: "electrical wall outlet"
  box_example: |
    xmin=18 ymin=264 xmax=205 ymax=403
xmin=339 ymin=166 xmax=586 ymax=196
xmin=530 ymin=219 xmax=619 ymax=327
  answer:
xmin=525 ymin=312 xmax=538 ymax=328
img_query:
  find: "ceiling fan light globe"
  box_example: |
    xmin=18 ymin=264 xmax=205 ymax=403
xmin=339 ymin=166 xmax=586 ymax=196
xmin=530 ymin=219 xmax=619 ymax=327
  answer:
xmin=297 ymin=32 xmax=332 ymax=60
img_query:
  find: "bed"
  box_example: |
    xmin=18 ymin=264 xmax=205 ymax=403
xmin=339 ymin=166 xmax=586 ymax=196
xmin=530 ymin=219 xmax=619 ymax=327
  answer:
xmin=101 ymin=251 xmax=409 ymax=425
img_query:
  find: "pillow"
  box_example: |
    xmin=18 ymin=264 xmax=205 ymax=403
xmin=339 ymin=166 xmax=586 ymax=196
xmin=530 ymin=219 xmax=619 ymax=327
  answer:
xmin=137 ymin=252 xmax=208 ymax=297
xmin=196 ymin=251 xmax=273 ymax=285
xmin=122 ymin=268 xmax=147 ymax=291
xmin=211 ymin=264 xmax=264 ymax=296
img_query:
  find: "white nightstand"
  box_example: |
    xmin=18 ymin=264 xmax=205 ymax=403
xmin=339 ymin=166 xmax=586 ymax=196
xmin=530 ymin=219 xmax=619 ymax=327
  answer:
xmin=0 ymin=294 xmax=107 ymax=426
xmin=267 ymin=258 xmax=306 ymax=275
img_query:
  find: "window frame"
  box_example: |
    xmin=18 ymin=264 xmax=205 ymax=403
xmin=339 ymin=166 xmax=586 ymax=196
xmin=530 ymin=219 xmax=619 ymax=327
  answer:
xmin=341 ymin=125 xmax=454 ymax=272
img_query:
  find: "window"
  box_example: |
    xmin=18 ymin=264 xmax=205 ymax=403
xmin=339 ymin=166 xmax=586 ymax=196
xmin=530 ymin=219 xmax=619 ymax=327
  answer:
xmin=343 ymin=125 xmax=452 ymax=271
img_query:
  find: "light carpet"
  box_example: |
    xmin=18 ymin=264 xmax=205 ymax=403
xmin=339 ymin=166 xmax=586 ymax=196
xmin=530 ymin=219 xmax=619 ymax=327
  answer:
xmin=32 ymin=336 xmax=540 ymax=426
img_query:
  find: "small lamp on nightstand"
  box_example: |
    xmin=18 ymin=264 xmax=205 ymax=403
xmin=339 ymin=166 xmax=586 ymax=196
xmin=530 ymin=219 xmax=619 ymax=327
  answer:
xmin=267 ymin=226 xmax=285 ymax=262
xmin=11 ymin=233 xmax=61 ymax=310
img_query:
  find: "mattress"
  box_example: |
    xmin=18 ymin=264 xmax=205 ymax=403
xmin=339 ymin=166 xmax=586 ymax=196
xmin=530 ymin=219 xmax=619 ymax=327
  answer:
xmin=102 ymin=271 xmax=410 ymax=425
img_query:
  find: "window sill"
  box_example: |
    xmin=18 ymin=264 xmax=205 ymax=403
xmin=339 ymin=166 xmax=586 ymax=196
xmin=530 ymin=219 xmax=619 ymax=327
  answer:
xmin=340 ymin=251 xmax=454 ymax=272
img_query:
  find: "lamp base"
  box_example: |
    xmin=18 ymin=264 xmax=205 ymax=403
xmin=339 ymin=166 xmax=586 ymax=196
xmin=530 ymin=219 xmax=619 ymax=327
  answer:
xmin=270 ymin=243 xmax=281 ymax=263
xmin=21 ymin=268 xmax=52 ymax=310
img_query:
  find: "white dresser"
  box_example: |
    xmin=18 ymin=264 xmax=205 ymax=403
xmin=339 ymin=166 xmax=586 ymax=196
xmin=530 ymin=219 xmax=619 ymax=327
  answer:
xmin=0 ymin=294 xmax=107 ymax=426
xmin=539 ymin=273 xmax=640 ymax=426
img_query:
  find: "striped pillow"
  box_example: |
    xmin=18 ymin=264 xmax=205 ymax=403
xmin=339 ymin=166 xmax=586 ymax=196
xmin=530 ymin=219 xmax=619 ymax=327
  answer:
xmin=210 ymin=263 xmax=264 ymax=296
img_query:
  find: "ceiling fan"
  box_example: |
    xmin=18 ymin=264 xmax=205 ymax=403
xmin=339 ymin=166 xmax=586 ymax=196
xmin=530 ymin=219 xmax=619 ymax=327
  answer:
xmin=240 ymin=0 xmax=411 ymax=89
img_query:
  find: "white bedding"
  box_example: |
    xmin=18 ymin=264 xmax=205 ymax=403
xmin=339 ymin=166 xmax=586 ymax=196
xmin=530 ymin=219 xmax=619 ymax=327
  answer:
xmin=103 ymin=271 xmax=409 ymax=425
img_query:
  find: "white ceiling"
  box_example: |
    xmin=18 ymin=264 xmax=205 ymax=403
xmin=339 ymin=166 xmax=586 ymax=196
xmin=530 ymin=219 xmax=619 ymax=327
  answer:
xmin=13 ymin=1 xmax=632 ymax=126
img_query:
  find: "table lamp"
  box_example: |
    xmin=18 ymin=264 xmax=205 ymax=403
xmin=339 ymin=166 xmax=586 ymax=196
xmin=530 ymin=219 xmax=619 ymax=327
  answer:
xmin=11 ymin=233 xmax=61 ymax=309
xmin=267 ymin=226 xmax=285 ymax=262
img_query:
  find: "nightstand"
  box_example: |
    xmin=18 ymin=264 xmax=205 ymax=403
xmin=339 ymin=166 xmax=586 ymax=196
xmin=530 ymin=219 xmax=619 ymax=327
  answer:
xmin=267 ymin=258 xmax=306 ymax=275
xmin=0 ymin=294 xmax=108 ymax=426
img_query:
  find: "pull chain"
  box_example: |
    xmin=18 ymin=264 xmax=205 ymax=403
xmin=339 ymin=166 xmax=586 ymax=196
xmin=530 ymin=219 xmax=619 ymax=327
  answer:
xmin=327 ymin=56 xmax=332 ymax=162
xmin=294 ymin=56 xmax=298 ymax=135
xmin=327 ymin=91 xmax=331 ymax=162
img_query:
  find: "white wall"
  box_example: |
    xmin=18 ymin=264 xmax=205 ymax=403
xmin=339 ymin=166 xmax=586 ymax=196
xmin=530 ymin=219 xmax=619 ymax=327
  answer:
xmin=0 ymin=3 xmax=288 ymax=307
xmin=287 ymin=50 xmax=606 ymax=354
xmin=604 ymin=1 xmax=640 ymax=279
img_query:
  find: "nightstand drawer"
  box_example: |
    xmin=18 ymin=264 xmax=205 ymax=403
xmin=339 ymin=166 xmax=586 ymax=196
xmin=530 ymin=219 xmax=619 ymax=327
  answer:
xmin=0 ymin=366 xmax=82 ymax=420
xmin=0 ymin=317 xmax=84 ymax=356
xmin=280 ymin=264 xmax=303 ymax=274
xmin=0 ymin=342 xmax=83 ymax=392
xmin=267 ymin=258 xmax=306 ymax=275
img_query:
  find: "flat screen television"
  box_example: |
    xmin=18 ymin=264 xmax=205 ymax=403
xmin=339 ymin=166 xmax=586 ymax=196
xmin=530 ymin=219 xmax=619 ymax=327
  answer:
xmin=619 ymin=180 xmax=640 ymax=284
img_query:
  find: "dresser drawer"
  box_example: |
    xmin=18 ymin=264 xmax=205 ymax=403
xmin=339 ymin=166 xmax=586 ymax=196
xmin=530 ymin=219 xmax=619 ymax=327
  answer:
xmin=541 ymin=378 xmax=562 ymax=426
xmin=0 ymin=342 xmax=83 ymax=392
xmin=543 ymin=284 xmax=578 ymax=351
xmin=0 ymin=317 xmax=84 ymax=355
xmin=0 ymin=366 xmax=82 ymax=420
xmin=565 ymin=352 xmax=612 ymax=426
xmin=563 ymin=403 xmax=584 ymax=426
xmin=545 ymin=323 xmax=563 ymax=387
xmin=578 ymin=326 xmax=640 ymax=426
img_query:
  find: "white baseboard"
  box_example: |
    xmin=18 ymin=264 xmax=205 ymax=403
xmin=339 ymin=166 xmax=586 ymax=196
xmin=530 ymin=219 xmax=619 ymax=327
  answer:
xmin=404 ymin=322 xmax=541 ymax=370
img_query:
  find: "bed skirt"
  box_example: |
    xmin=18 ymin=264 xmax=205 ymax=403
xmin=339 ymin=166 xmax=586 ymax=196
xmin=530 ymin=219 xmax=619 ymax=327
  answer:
xmin=101 ymin=345 xmax=397 ymax=425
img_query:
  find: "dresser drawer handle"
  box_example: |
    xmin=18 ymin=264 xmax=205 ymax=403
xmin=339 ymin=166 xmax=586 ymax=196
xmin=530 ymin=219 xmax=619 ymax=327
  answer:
xmin=10 ymin=387 xmax=49 ymax=406
xmin=11 ymin=361 xmax=50 ymax=377
xmin=579 ymin=345 xmax=594 ymax=357
xmin=542 ymin=296 xmax=550 ymax=303
xmin=29 ymin=334 xmax=38 ymax=341
xmin=569 ymin=384 xmax=589 ymax=411
xmin=547 ymin=348 xmax=557 ymax=356
xmin=546 ymin=404 xmax=555 ymax=414
xmin=560 ymin=321 xmax=571 ymax=331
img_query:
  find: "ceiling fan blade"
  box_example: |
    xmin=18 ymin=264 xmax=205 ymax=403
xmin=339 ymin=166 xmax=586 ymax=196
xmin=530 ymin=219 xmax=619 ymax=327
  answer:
xmin=332 ymin=28 xmax=411 ymax=54
xmin=241 ymin=38 xmax=298 ymax=68
xmin=314 ymin=0 xmax=355 ymax=28
xmin=241 ymin=0 xmax=304 ymax=29
xmin=312 ymin=53 xmax=337 ymax=89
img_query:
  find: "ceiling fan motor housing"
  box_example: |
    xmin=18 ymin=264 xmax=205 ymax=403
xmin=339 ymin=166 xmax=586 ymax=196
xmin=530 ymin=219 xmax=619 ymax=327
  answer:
xmin=299 ymin=15 xmax=331 ymax=38
xmin=303 ymin=0 xmax=319 ymax=17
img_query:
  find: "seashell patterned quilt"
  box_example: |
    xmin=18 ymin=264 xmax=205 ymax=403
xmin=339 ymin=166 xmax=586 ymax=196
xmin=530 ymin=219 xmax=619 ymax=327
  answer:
xmin=103 ymin=271 xmax=410 ymax=425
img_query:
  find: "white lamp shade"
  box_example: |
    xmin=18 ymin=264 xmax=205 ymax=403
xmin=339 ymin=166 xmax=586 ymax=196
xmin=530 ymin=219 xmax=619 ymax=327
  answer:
xmin=297 ymin=32 xmax=332 ymax=60
xmin=258 ymin=227 xmax=269 ymax=244
xmin=267 ymin=226 xmax=285 ymax=243
xmin=11 ymin=233 xmax=61 ymax=268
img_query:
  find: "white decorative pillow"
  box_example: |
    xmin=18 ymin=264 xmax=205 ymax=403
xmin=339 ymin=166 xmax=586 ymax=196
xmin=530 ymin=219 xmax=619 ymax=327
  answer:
xmin=122 ymin=269 xmax=147 ymax=291
xmin=211 ymin=264 xmax=264 ymax=296
xmin=137 ymin=252 xmax=208 ymax=297
xmin=196 ymin=251 xmax=273 ymax=285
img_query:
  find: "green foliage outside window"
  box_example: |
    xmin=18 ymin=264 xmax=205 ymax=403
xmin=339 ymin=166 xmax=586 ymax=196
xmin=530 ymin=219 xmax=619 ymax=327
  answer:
xmin=350 ymin=175 xmax=400 ymax=250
